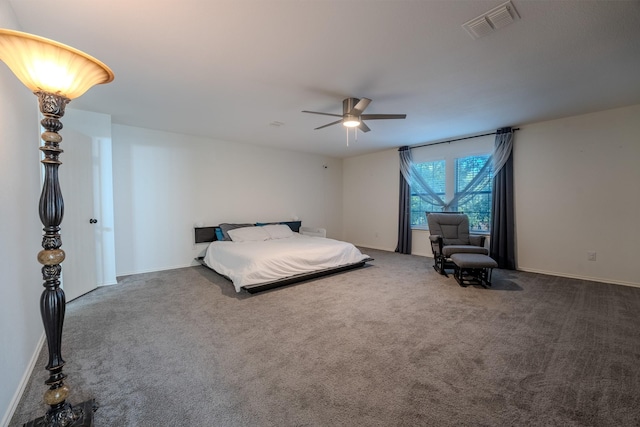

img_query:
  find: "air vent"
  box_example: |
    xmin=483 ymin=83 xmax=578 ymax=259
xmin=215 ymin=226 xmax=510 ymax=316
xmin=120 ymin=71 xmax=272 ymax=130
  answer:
xmin=463 ymin=1 xmax=520 ymax=39
xmin=466 ymin=17 xmax=494 ymax=39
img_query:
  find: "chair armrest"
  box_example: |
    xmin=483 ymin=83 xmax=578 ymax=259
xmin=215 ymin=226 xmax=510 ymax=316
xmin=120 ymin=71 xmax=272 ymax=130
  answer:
xmin=469 ymin=235 xmax=486 ymax=247
xmin=428 ymin=234 xmax=444 ymax=256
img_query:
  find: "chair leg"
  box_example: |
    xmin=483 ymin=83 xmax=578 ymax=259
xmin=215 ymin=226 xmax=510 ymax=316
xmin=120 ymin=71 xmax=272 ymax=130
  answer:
xmin=453 ymin=267 xmax=492 ymax=288
xmin=453 ymin=265 xmax=466 ymax=287
xmin=433 ymin=255 xmax=448 ymax=276
xmin=483 ymin=268 xmax=493 ymax=287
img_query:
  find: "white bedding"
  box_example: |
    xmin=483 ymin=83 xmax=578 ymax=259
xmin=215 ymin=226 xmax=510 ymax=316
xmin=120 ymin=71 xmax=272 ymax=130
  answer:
xmin=203 ymin=233 xmax=369 ymax=292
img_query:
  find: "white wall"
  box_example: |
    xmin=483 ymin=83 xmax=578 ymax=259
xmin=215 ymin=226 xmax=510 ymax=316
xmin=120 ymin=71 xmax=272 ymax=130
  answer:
xmin=343 ymin=104 xmax=640 ymax=287
xmin=0 ymin=4 xmax=48 ymax=425
xmin=343 ymin=149 xmax=399 ymax=251
xmin=514 ymin=104 xmax=640 ymax=287
xmin=112 ymin=124 xmax=344 ymax=276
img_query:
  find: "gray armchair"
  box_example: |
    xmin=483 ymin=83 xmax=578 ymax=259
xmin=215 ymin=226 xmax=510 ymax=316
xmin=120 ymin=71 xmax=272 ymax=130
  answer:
xmin=426 ymin=212 xmax=488 ymax=275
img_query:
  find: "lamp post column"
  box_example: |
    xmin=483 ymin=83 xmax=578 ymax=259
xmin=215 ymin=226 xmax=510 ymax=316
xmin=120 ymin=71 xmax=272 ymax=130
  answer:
xmin=31 ymin=91 xmax=94 ymax=427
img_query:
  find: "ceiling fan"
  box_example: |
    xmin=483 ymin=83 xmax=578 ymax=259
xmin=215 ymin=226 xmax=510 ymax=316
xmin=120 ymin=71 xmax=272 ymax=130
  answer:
xmin=302 ymin=97 xmax=406 ymax=132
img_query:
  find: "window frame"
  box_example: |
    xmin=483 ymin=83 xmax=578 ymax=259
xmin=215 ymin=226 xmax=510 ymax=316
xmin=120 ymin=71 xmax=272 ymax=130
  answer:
xmin=409 ymin=159 xmax=446 ymax=228
xmin=408 ymin=136 xmax=494 ymax=233
xmin=452 ymin=154 xmax=493 ymax=233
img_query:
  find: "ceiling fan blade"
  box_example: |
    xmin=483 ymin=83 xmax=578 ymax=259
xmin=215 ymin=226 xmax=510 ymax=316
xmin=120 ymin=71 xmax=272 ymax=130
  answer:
xmin=302 ymin=110 xmax=343 ymax=118
xmin=350 ymin=98 xmax=371 ymax=115
xmin=358 ymin=121 xmax=371 ymax=133
xmin=361 ymin=114 xmax=407 ymax=120
xmin=315 ymin=119 xmax=343 ymax=130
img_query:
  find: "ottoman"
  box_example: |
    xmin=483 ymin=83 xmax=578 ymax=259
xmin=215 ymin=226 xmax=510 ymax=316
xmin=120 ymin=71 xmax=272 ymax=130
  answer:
xmin=450 ymin=253 xmax=498 ymax=287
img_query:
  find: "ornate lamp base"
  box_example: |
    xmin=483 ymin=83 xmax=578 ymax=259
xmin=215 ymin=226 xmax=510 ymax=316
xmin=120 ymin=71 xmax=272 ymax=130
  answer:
xmin=24 ymin=399 xmax=96 ymax=427
xmin=23 ymin=92 xmax=97 ymax=427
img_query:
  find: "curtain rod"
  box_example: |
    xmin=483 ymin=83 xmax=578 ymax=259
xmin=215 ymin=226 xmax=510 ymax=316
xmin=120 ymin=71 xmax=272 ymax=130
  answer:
xmin=406 ymin=128 xmax=520 ymax=150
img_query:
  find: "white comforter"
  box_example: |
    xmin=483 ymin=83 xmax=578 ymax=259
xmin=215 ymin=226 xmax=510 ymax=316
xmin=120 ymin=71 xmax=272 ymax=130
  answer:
xmin=203 ymin=234 xmax=368 ymax=292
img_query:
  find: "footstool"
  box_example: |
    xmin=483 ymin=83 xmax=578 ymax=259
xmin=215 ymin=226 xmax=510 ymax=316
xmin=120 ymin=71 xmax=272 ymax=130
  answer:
xmin=450 ymin=253 xmax=498 ymax=287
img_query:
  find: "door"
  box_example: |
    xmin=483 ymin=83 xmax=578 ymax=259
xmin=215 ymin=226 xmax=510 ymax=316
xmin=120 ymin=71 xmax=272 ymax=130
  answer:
xmin=55 ymin=108 xmax=117 ymax=301
xmin=58 ymin=125 xmax=99 ymax=301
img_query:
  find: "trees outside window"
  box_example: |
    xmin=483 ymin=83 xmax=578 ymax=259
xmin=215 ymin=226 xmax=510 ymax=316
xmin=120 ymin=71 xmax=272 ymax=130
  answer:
xmin=410 ymin=160 xmax=445 ymax=227
xmin=455 ymin=155 xmax=492 ymax=231
xmin=410 ymin=154 xmax=492 ymax=232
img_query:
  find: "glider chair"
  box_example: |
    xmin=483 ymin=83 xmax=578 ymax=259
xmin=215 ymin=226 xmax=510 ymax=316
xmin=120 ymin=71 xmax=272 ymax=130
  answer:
xmin=426 ymin=212 xmax=489 ymax=276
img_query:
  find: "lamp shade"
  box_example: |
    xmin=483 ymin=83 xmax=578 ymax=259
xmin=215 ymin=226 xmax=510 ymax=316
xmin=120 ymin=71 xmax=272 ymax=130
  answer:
xmin=0 ymin=28 xmax=113 ymax=99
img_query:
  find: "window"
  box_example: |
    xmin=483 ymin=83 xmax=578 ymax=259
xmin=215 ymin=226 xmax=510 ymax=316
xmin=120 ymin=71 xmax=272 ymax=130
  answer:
xmin=410 ymin=160 xmax=445 ymax=227
xmin=410 ymin=154 xmax=493 ymax=232
xmin=454 ymin=155 xmax=492 ymax=231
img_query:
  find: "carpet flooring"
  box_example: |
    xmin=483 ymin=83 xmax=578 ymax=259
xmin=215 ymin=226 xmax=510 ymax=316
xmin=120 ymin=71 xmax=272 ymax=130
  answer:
xmin=10 ymin=248 xmax=640 ymax=426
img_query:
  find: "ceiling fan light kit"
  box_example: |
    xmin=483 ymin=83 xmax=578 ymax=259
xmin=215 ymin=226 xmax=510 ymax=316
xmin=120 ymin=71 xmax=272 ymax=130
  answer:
xmin=343 ymin=114 xmax=360 ymax=128
xmin=302 ymin=97 xmax=406 ymax=134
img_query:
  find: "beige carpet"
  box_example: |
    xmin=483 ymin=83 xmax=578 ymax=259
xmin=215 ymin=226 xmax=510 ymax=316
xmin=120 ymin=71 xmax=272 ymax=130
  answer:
xmin=10 ymin=248 xmax=640 ymax=426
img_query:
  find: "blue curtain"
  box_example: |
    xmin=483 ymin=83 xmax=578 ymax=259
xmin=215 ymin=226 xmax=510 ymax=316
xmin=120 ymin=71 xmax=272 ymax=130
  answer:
xmin=490 ymin=127 xmax=516 ymax=269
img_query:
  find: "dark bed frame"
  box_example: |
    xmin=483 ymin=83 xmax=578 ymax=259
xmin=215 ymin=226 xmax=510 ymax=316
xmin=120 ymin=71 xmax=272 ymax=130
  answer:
xmin=194 ymin=221 xmax=372 ymax=293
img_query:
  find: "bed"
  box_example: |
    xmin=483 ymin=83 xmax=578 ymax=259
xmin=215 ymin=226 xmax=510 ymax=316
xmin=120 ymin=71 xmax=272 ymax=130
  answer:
xmin=194 ymin=221 xmax=372 ymax=293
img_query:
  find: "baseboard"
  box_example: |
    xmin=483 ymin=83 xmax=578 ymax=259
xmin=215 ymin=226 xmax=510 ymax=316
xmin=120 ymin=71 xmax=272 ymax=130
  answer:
xmin=1 ymin=333 xmax=45 ymax=427
xmin=353 ymin=243 xmax=396 ymax=252
xmin=352 ymin=245 xmax=434 ymax=259
xmin=114 ymin=260 xmax=639 ymax=289
xmin=348 ymin=249 xmax=637 ymax=288
xmin=411 ymin=250 xmax=432 ymax=258
xmin=98 ymin=280 xmax=118 ymax=286
xmin=516 ymin=267 xmax=640 ymax=288
xmin=116 ymin=263 xmax=195 ymax=280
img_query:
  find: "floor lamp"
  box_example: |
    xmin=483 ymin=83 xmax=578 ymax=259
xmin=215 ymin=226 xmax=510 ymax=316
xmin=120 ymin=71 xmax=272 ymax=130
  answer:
xmin=0 ymin=29 xmax=113 ymax=427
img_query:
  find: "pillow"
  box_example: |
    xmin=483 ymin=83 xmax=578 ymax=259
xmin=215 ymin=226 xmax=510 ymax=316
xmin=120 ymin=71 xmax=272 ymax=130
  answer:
xmin=256 ymin=221 xmax=301 ymax=232
xmin=219 ymin=223 xmax=253 ymax=241
xmin=279 ymin=221 xmax=301 ymax=232
xmin=227 ymin=226 xmax=270 ymax=242
xmin=263 ymin=224 xmax=294 ymax=240
xmin=214 ymin=228 xmax=224 ymax=241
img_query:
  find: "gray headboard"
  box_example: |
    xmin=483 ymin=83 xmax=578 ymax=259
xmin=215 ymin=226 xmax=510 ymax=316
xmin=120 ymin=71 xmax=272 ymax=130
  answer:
xmin=194 ymin=221 xmax=302 ymax=244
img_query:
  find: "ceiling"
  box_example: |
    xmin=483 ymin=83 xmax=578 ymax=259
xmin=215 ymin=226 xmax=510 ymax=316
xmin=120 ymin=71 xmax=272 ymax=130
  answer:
xmin=8 ymin=0 xmax=640 ymax=158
